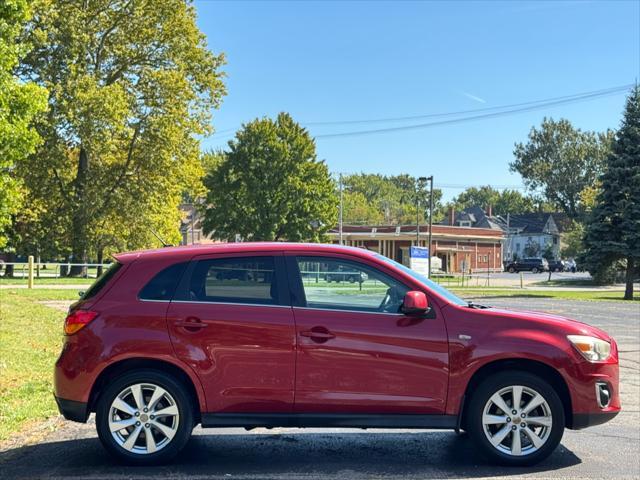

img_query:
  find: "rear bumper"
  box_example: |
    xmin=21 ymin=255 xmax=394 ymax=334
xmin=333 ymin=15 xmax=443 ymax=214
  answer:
xmin=571 ymin=411 xmax=619 ymax=430
xmin=55 ymin=396 xmax=89 ymax=423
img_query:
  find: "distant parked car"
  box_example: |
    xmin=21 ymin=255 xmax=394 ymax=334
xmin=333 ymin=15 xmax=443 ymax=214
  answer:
xmin=325 ymin=265 xmax=368 ymax=283
xmin=505 ymin=258 xmax=549 ymax=274
xmin=565 ymin=259 xmax=577 ymax=273
xmin=548 ymin=260 xmax=565 ymax=272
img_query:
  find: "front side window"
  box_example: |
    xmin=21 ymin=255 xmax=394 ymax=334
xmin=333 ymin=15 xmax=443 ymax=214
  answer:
xmin=296 ymin=257 xmax=409 ymax=313
xmin=181 ymin=256 xmax=279 ymax=305
xmin=375 ymin=254 xmax=468 ymax=306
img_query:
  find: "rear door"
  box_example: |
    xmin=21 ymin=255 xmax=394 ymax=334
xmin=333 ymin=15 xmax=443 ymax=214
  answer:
xmin=166 ymin=253 xmax=296 ymax=413
xmin=287 ymin=254 xmax=449 ymax=414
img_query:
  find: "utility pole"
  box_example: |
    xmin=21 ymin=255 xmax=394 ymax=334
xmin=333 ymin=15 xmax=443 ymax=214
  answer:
xmin=427 ymin=175 xmax=434 ymax=278
xmin=338 ymin=173 xmax=343 ymax=245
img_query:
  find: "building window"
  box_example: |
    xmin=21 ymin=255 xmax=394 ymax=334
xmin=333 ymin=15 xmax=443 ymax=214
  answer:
xmin=459 ymin=221 xmax=472 ymax=227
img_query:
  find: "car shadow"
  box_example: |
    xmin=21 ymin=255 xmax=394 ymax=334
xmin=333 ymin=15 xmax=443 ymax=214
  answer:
xmin=0 ymin=431 xmax=581 ymax=479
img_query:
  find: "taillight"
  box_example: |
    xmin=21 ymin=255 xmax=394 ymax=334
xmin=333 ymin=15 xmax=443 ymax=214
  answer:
xmin=64 ymin=310 xmax=98 ymax=335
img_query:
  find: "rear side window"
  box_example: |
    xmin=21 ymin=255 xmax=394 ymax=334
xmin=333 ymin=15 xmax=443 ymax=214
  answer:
xmin=177 ymin=256 xmax=280 ymax=305
xmin=82 ymin=262 xmax=122 ymax=300
xmin=139 ymin=262 xmax=188 ymax=301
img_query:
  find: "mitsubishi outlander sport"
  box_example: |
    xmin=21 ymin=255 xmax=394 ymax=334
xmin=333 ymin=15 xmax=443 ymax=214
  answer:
xmin=54 ymin=243 xmax=620 ymax=465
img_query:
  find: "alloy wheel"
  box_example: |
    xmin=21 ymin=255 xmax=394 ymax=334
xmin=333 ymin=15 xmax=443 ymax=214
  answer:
xmin=482 ymin=385 xmax=553 ymax=457
xmin=108 ymin=383 xmax=180 ymax=455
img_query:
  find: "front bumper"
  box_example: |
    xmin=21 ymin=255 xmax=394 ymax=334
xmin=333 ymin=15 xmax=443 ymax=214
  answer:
xmin=55 ymin=396 xmax=89 ymax=423
xmin=572 ymin=411 xmax=619 ymax=429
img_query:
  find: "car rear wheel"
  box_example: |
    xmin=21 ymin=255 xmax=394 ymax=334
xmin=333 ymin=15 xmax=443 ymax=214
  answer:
xmin=531 ymin=267 xmax=539 ymax=274
xmin=96 ymin=369 xmax=194 ymax=465
xmin=466 ymin=371 xmax=564 ymax=466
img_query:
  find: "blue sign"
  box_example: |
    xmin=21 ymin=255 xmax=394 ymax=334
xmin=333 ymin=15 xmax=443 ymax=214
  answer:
xmin=410 ymin=246 xmax=429 ymax=258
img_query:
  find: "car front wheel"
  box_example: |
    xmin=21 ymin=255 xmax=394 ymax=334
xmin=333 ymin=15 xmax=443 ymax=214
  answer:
xmin=95 ymin=369 xmax=194 ymax=465
xmin=508 ymin=267 xmax=516 ymax=273
xmin=466 ymin=371 xmax=564 ymax=466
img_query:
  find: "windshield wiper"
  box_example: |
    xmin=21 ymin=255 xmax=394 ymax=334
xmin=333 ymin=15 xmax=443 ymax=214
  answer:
xmin=467 ymin=301 xmax=490 ymax=309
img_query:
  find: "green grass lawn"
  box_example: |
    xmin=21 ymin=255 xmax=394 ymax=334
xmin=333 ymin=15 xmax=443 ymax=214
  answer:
xmin=451 ymin=288 xmax=638 ymax=302
xmin=0 ymin=276 xmax=93 ymax=286
xmin=0 ymin=289 xmax=78 ymax=442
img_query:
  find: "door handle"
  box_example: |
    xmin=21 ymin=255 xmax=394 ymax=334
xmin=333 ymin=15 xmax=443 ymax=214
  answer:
xmin=174 ymin=317 xmax=208 ymax=331
xmin=300 ymin=327 xmax=335 ymax=342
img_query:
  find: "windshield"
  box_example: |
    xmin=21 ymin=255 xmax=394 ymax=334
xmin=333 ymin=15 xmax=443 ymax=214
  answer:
xmin=375 ymin=254 xmax=467 ymax=306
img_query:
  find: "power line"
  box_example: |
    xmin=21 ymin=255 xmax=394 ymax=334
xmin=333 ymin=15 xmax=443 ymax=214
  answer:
xmin=305 ymin=84 xmax=632 ymax=126
xmin=314 ymin=84 xmax=632 ymax=139
xmin=208 ymin=83 xmax=632 ymax=140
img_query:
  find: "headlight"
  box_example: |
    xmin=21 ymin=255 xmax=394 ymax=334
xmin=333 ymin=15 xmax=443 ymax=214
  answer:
xmin=567 ymin=335 xmax=611 ymax=362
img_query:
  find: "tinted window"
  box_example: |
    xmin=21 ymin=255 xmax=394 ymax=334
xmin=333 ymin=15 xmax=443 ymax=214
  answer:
xmin=296 ymin=257 xmax=409 ymax=313
xmin=181 ymin=256 xmax=279 ymax=305
xmin=82 ymin=262 xmax=122 ymax=300
xmin=139 ymin=262 xmax=188 ymax=301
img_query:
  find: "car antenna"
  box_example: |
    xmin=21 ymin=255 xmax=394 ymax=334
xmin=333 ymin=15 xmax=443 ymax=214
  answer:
xmin=150 ymin=228 xmax=173 ymax=248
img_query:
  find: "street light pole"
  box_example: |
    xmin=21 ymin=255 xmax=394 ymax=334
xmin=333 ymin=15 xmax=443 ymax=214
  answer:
xmin=427 ymin=175 xmax=434 ymax=278
xmin=416 ymin=177 xmax=428 ymax=245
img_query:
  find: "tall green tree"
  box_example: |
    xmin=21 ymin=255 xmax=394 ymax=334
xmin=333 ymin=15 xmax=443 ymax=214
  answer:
xmin=18 ymin=0 xmax=225 ymax=274
xmin=583 ymin=87 xmax=640 ymax=300
xmin=448 ymin=186 xmax=536 ymax=216
xmin=202 ymin=113 xmax=338 ymax=242
xmin=511 ymin=118 xmax=613 ymax=219
xmin=0 ymin=0 xmax=47 ymax=249
xmin=341 ymin=173 xmax=443 ymax=224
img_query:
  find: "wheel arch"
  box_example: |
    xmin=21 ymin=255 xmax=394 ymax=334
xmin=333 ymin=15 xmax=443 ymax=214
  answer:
xmin=460 ymin=358 xmax=573 ymax=429
xmin=88 ymin=357 xmax=204 ymax=423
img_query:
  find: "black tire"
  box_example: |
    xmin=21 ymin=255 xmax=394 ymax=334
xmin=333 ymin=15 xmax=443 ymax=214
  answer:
xmin=531 ymin=267 xmax=539 ymax=274
xmin=348 ymin=275 xmax=356 ymax=283
xmin=95 ymin=369 xmax=194 ymax=465
xmin=466 ymin=371 xmax=564 ymax=466
xmin=507 ymin=267 xmax=516 ymax=273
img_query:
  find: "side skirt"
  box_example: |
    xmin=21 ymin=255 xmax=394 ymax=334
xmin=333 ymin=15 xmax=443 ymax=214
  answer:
xmin=201 ymin=413 xmax=457 ymax=429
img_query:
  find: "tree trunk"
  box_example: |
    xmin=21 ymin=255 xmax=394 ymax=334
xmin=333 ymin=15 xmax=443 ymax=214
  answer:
xmin=624 ymin=256 xmax=635 ymax=300
xmin=96 ymin=248 xmax=104 ymax=277
xmin=2 ymin=252 xmax=15 ymax=277
xmin=69 ymin=147 xmax=89 ymax=277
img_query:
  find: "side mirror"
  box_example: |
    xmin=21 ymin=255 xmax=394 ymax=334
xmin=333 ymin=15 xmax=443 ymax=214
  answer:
xmin=402 ymin=291 xmax=429 ymax=315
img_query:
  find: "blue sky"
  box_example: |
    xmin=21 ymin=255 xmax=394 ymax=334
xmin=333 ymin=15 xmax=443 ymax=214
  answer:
xmin=195 ymin=0 xmax=639 ymax=201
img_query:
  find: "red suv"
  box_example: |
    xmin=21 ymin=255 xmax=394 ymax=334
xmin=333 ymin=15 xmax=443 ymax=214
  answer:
xmin=54 ymin=243 xmax=620 ymax=466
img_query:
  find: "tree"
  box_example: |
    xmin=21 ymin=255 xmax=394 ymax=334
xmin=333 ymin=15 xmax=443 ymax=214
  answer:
xmin=0 ymin=0 xmax=47 ymax=249
xmin=560 ymin=221 xmax=585 ymax=260
xmin=342 ymin=191 xmax=384 ymax=225
xmin=341 ymin=173 xmax=444 ymax=224
xmin=448 ymin=186 xmax=536 ymax=216
xmin=201 ymin=113 xmax=338 ymax=242
xmin=512 ymin=118 xmax=613 ymax=220
xmin=582 ymin=87 xmax=640 ymax=300
xmin=18 ymin=0 xmax=225 ymax=274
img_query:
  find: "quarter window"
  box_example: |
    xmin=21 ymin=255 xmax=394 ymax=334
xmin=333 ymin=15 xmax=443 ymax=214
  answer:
xmin=295 ymin=257 xmax=409 ymax=313
xmin=139 ymin=262 xmax=188 ymax=301
xmin=181 ymin=256 xmax=279 ymax=305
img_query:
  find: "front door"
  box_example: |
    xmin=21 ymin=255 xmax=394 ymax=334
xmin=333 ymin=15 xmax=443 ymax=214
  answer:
xmin=287 ymin=254 xmax=449 ymax=414
xmin=166 ymin=254 xmax=295 ymax=413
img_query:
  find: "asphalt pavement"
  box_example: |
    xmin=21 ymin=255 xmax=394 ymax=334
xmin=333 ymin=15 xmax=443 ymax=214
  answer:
xmin=1 ymin=297 xmax=638 ymax=480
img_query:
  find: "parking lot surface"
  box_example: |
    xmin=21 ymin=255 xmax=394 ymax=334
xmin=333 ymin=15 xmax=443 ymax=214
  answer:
xmin=1 ymin=297 xmax=638 ymax=480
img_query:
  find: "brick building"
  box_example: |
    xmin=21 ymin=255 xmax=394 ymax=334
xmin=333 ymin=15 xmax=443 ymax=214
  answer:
xmin=327 ymin=222 xmax=505 ymax=273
